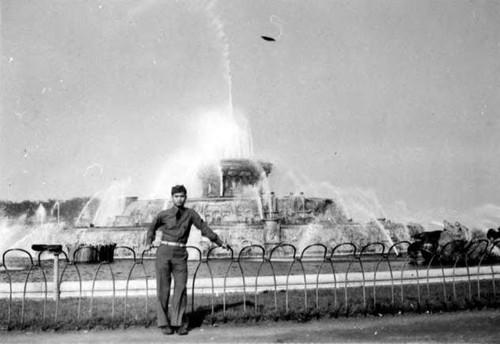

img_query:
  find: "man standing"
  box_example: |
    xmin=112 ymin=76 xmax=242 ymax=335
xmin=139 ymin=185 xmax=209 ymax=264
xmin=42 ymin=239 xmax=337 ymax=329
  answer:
xmin=146 ymin=185 xmax=229 ymax=336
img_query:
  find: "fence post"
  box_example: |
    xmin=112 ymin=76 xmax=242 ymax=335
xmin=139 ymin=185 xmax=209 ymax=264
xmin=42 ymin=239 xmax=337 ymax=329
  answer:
xmin=53 ymin=252 xmax=60 ymax=302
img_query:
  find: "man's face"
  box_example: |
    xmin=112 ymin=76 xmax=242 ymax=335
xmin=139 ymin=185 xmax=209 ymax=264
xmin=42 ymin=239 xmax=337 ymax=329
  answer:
xmin=172 ymin=192 xmax=187 ymax=208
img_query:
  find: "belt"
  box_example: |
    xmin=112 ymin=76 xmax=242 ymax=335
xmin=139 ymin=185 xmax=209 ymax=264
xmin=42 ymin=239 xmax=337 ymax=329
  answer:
xmin=161 ymin=241 xmax=186 ymax=248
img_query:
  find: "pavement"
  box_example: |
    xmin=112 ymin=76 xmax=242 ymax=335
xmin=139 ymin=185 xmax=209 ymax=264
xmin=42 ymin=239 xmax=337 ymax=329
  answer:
xmin=1 ymin=309 xmax=499 ymax=343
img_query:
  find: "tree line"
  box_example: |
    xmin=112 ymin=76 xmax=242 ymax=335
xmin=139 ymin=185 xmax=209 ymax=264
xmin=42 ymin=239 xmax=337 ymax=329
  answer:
xmin=0 ymin=197 xmax=92 ymax=226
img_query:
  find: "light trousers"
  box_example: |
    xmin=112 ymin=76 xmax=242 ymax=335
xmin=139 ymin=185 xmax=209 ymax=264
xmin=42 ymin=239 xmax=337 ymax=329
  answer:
xmin=155 ymin=245 xmax=188 ymax=327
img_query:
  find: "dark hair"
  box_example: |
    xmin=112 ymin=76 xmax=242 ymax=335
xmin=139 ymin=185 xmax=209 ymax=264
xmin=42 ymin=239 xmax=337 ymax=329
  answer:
xmin=171 ymin=185 xmax=187 ymax=195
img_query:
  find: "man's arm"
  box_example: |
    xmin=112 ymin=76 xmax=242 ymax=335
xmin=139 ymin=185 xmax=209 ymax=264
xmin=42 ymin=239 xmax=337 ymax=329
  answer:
xmin=146 ymin=214 xmax=162 ymax=246
xmin=191 ymin=210 xmax=226 ymax=247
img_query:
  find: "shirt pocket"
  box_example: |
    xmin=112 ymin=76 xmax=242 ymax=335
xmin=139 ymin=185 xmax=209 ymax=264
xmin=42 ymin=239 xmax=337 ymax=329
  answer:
xmin=165 ymin=214 xmax=177 ymax=229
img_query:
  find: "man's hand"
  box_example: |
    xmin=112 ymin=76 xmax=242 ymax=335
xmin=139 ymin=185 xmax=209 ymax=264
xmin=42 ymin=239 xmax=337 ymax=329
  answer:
xmin=221 ymin=241 xmax=231 ymax=250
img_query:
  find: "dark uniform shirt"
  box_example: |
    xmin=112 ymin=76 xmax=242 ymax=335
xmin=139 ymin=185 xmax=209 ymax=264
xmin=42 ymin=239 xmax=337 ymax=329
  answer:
xmin=146 ymin=206 xmax=223 ymax=246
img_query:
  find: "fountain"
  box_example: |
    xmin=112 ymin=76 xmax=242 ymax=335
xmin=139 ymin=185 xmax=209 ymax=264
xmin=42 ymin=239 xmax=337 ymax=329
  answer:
xmin=61 ymin=156 xmax=411 ymax=259
xmin=35 ymin=204 xmax=47 ymax=226
xmin=51 ymin=201 xmax=60 ymax=225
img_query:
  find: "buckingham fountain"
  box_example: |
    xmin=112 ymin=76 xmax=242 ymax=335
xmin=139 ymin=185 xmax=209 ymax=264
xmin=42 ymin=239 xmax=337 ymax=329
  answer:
xmin=63 ymin=157 xmax=412 ymax=259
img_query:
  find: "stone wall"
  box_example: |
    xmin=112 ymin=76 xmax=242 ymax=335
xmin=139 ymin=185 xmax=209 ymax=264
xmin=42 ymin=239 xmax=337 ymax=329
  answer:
xmin=62 ymin=219 xmax=410 ymax=260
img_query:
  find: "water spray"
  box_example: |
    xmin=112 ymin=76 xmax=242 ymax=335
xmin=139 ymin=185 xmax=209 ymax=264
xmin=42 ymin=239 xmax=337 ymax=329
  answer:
xmin=51 ymin=201 xmax=60 ymax=225
xmin=83 ymin=163 xmax=104 ymax=177
xmin=205 ymin=0 xmax=233 ymax=115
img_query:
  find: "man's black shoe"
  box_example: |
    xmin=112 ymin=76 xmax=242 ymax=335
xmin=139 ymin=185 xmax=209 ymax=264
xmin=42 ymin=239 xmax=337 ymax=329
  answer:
xmin=177 ymin=325 xmax=189 ymax=336
xmin=160 ymin=326 xmax=174 ymax=335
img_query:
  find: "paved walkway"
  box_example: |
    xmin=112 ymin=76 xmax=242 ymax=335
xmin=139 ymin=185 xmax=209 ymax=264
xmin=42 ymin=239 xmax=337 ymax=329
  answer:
xmin=1 ymin=309 xmax=499 ymax=343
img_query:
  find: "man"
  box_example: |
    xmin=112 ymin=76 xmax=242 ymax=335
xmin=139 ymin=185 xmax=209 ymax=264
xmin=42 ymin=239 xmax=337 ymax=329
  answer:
xmin=146 ymin=185 xmax=229 ymax=336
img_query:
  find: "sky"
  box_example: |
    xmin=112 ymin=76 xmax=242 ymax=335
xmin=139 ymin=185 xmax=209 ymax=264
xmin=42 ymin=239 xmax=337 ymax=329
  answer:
xmin=1 ymin=0 xmax=500 ymax=228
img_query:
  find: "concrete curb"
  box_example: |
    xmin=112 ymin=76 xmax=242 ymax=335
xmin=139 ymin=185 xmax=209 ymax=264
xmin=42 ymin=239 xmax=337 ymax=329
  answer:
xmin=1 ymin=265 xmax=499 ymax=299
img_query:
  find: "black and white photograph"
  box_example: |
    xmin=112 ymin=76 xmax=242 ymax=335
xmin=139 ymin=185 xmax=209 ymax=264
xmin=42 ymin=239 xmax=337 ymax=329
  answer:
xmin=1 ymin=1 xmax=499 ymax=343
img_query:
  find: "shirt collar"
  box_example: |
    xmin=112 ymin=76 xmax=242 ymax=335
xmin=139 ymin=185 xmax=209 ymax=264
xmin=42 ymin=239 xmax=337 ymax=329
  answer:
xmin=173 ymin=205 xmax=185 ymax=212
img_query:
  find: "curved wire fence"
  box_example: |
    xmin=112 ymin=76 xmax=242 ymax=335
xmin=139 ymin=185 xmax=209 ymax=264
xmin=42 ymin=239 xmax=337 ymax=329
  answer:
xmin=1 ymin=239 xmax=499 ymax=330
